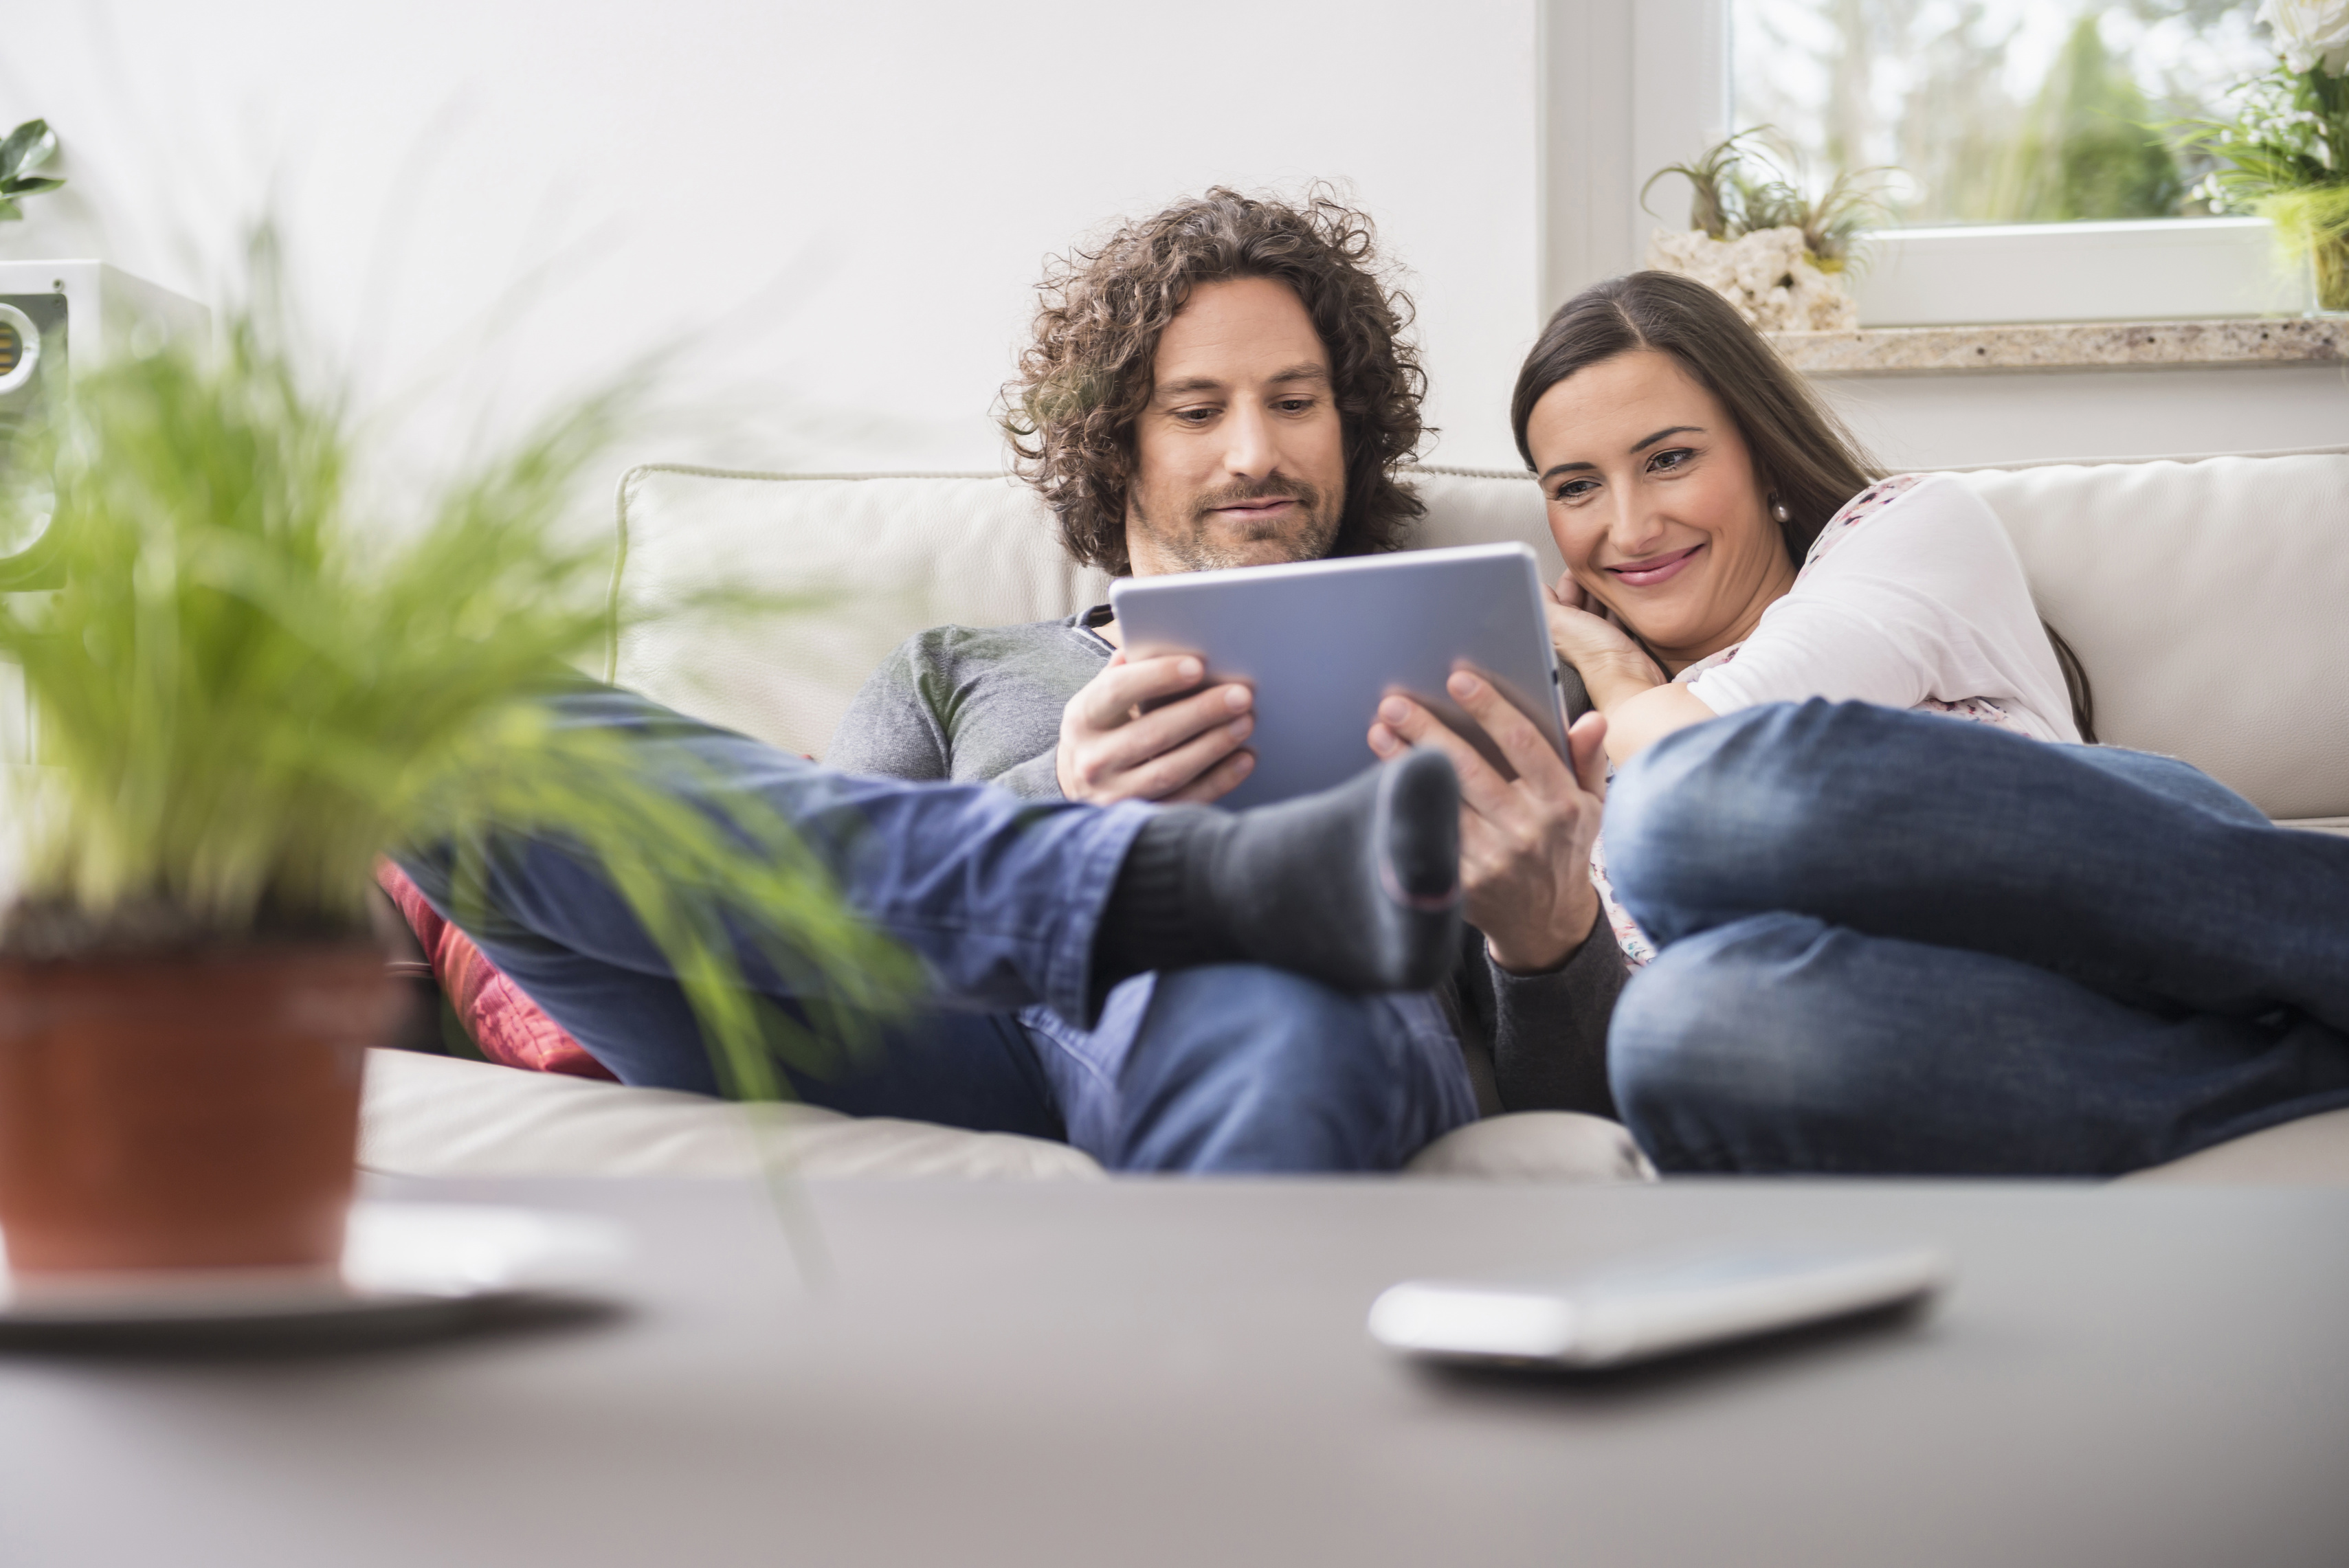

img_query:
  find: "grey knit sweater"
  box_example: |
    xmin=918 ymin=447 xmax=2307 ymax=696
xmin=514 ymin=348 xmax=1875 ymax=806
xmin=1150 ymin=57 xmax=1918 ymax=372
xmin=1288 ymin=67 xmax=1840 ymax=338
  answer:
xmin=826 ymin=607 xmax=1627 ymax=1116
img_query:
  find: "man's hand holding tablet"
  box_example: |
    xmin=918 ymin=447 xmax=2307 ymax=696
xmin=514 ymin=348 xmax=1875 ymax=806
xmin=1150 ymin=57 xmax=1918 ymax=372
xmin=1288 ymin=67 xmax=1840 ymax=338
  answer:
xmin=1054 ymin=650 xmax=1260 ymax=805
xmin=1370 ymin=675 xmax=1611 ymax=974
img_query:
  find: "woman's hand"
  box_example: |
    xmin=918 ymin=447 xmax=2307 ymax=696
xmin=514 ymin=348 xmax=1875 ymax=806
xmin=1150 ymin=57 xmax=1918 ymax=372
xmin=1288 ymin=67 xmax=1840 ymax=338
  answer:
xmin=1368 ymin=670 xmax=1611 ymax=974
xmin=1544 ymin=572 xmax=1665 ymax=711
xmin=1544 ymin=571 xmax=1719 ymax=765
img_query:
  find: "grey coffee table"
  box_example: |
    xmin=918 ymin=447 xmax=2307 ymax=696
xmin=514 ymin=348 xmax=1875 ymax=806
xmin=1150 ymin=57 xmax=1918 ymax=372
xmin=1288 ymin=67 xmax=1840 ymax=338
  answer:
xmin=3 ymin=1174 xmax=2345 ymax=1568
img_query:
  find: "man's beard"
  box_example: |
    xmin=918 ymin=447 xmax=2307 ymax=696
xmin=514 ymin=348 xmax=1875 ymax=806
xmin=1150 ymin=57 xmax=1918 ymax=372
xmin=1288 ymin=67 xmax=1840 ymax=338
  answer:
xmin=1133 ymin=477 xmax=1342 ymax=572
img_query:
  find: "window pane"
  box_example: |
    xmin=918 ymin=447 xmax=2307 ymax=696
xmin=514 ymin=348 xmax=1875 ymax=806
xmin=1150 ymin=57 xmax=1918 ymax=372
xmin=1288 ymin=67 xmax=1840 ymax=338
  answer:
xmin=1730 ymin=1 xmax=2278 ymax=225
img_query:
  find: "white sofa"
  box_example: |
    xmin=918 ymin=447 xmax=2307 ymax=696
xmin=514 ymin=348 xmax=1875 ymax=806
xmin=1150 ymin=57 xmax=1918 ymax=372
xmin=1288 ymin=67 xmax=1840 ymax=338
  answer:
xmin=364 ymin=445 xmax=2349 ymax=1183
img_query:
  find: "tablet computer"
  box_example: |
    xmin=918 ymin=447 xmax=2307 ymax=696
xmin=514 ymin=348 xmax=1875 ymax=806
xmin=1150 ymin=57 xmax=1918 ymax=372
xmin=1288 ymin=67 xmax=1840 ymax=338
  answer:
xmin=1109 ymin=542 xmax=1583 ymax=811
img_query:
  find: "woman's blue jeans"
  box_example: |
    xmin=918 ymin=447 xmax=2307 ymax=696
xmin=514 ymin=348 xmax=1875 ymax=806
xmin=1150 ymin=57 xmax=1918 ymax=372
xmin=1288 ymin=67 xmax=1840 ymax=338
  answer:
xmin=1604 ymin=700 xmax=2349 ymax=1176
xmin=395 ymin=688 xmax=1476 ymax=1174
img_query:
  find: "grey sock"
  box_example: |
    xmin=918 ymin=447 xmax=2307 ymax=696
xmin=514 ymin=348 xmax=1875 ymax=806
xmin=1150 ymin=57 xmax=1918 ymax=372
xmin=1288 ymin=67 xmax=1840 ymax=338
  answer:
xmin=1095 ymin=750 xmax=1463 ymax=996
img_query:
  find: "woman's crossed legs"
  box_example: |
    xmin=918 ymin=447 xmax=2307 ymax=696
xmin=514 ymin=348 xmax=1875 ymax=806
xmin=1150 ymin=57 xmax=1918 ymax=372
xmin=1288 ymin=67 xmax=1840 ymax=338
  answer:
xmin=1605 ymin=700 xmax=2349 ymax=1174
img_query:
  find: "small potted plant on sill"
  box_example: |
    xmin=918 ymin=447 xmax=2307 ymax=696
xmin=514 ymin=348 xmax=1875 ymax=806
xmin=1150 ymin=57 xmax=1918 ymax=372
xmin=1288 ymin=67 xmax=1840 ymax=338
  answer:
xmin=0 ymin=245 xmax=910 ymax=1277
xmin=1640 ymin=129 xmax=1889 ymax=333
xmin=2175 ymin=0 xmax=2349 ymax=314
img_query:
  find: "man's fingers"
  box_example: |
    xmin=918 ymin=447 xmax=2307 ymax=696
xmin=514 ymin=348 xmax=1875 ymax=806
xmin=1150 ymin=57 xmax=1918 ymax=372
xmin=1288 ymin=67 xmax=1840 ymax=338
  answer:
xmin=1114 ymin=705 xmax=1255 ymax=798
xmin=1164 ymin=746 xmax=1256 ymax=805
xmin=1444 ymin=667 xmax=1572 ymax=791
xmin=1078 ymin=653 xmax=1205 ymax=728
xmin=1370 ymin=693 xmax=1513 ymax=813
xmin=1453 ymin=811 xmax=1513 ymax=883
xmin=1084 ymin=683 xmax=1253 ymax=777
xmin=1568 ymin=709 xmax=1610 ymax=798
xmin=1075 ymin=653 xmax=1214 ymax=729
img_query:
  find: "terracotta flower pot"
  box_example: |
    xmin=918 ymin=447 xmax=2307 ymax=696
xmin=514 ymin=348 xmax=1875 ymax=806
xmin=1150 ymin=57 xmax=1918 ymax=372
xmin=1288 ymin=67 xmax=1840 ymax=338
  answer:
xmin=0 ymin=944 xmax=395 ymax=1275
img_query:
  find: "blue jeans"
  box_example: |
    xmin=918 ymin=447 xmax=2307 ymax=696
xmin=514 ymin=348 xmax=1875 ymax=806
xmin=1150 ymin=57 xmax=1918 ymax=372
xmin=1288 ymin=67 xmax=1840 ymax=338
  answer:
xmin=397 ymin=688 xmax=1476 ymax=1174
xmin=1603 ymin=700 xmax=2349 ymax=1176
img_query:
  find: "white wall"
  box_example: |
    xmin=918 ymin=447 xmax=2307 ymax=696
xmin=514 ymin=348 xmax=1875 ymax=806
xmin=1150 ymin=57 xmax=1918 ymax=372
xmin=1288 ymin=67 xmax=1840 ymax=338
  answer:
xmin=0 ymin=0 xmax=1544 ymax=478
xmin=6 ymin=2 xmax=2334 ymax=492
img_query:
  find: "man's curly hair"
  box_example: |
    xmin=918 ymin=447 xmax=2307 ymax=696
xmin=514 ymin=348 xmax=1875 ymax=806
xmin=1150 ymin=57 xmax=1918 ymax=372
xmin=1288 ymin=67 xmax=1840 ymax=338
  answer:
xmin=1001 ymin=187 xmax=1429 ymax=576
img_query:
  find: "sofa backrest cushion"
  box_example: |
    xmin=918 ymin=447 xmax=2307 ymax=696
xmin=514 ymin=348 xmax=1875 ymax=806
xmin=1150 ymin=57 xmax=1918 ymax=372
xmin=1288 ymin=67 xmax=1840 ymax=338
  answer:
xmin=1960 ymin=452 xmax=2349 ymax=821
xmin=610 ymin=451 xmax=2348 ymax=821
xmin=612 ymin=469 xmax=1112 ymax=765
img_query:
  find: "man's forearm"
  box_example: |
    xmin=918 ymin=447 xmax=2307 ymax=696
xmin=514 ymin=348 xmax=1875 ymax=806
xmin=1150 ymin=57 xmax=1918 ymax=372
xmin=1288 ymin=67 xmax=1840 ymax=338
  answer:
xmin=1487 ymin=902 xmax=1627 ymax=1117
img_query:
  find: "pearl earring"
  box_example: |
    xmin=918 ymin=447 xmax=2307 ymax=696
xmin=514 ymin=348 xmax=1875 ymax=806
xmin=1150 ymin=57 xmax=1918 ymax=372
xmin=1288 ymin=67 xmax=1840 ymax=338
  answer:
xmin=1770 ymin=496 xmax=1791 ymax=523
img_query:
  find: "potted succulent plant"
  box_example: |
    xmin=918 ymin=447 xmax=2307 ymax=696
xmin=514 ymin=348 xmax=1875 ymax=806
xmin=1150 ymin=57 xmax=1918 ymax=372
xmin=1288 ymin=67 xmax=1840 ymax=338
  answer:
xmin=1641 ymin=129 xmax=1891 ymax=333
xmin=0 ymin=249 xmax=909 ymax=1277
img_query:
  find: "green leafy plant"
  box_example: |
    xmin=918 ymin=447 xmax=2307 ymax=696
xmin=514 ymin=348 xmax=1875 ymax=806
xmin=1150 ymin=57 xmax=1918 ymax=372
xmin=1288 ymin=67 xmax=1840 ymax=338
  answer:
xmin=0 ymin=238 xmax=916 ymax=1100
xmin=2174 ymin=56 xmax=2349 ymax=309
xmin=1643 ymin=128 xmax=1893 ymax=273
xmin=0 ymin=120 xmax=65 ymax=222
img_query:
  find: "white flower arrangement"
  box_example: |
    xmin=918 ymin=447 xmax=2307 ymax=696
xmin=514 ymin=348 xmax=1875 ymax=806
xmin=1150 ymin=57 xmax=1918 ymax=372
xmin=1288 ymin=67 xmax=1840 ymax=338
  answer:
xmin=2259 ymin=0 xmax=2349 ymax=77
xmin=2179 ymin=0 xmax=2349 ymax=309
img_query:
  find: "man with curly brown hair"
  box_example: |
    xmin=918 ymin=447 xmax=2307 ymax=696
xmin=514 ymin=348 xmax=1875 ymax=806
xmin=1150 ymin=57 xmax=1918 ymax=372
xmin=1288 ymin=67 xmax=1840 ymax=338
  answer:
xmin=834 ymin=186 xmax=1432 ymax=806
xmin=830 ymin=189 xmax=1628 ymax=1127
xmin=1007 ymin=187 xmax=1426 ymax=578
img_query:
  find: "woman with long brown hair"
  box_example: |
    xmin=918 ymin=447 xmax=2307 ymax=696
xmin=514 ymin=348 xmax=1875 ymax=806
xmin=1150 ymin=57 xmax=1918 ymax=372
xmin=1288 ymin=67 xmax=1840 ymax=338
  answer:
xmin=1372 ymin=270 xmax=2349 ymax=1175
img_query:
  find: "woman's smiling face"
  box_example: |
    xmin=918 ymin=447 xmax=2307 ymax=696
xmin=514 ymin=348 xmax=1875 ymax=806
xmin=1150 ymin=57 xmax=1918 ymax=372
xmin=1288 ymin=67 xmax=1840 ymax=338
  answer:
xmin=1524 ymin=348 xmax=1794 ymax=671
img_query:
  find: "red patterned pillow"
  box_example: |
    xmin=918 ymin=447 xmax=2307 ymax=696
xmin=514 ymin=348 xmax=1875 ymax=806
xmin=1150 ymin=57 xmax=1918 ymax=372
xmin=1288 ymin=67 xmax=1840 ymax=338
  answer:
xmin=375 ymin=861 xmax=618 ymax=1082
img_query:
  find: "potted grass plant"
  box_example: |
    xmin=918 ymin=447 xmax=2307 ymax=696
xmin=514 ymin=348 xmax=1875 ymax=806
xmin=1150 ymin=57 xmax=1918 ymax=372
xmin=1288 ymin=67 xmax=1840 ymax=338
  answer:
xmin=0 ymin=246 xmax=911 ymax=1276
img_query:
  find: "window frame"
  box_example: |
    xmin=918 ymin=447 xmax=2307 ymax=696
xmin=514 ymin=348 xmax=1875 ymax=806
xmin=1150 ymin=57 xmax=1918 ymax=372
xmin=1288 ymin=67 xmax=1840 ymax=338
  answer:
xmin=1537 ymin=0 xmax=2304 ymax=325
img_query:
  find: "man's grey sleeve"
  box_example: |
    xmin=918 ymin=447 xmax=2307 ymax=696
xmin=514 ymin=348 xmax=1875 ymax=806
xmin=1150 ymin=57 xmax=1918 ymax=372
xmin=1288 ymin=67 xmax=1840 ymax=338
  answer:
xmin=1484 ymin=914 xmax=1631 ymax=1117
xmin=992 ymin=748 xmax=1067 ymax=800
xmin=823 ymin=638 xmax=952 ymax=781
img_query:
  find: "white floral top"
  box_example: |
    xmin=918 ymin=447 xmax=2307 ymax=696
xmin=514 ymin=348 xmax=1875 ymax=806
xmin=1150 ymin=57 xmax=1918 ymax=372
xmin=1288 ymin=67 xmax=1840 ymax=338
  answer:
xmin=1590 ymin=472 xmax=2075 ymax=966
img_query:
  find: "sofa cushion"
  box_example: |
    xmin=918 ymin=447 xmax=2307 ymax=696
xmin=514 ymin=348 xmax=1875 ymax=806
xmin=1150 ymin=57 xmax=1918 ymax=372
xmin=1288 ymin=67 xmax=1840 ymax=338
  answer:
xmin=611 ymin=469 xmax=1113 ymax=761
xmin=609 ymin=451 xmax=2349 ymax=820
xmin=608 ymin=465 xmax=1564 ymax=763
xmin=360 ymin=1049 xmax=1109 ymax=1180
xmin=1961 ymin=449 xmax=2349 ymax=820
xmin=375 ymin=862 xmax=614 ymax=1080
xmin=361 ymin=1049 xmax=1652 ymax=1183
xmin=1402 ymin=1112 xmax=1656 ymax=1181
xmin=2116 ymin=1106 xmax=2349 ymax=1185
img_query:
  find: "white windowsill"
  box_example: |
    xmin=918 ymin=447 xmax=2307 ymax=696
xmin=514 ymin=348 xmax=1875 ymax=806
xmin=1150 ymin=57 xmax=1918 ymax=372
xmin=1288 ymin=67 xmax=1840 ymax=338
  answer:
xmin=1847 ymin=218 xmax=2308 ymax=328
